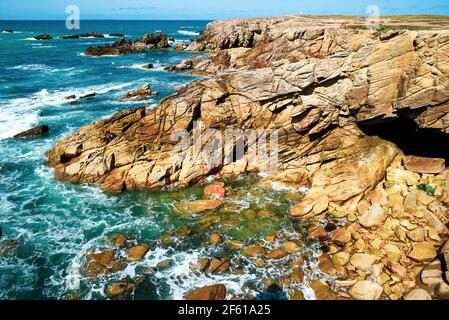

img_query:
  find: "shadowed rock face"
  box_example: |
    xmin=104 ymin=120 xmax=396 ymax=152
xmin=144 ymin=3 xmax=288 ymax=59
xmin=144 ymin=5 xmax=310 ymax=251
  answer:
xmin=84 ymin=33 xmax=169 ymax=56
xmin=47 ymin=16 xmax=449 ymax=211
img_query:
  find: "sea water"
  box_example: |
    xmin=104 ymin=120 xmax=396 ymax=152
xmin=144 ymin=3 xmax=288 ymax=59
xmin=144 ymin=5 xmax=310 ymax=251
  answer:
xmin=0 ymin=20 xmax=328 ymax=300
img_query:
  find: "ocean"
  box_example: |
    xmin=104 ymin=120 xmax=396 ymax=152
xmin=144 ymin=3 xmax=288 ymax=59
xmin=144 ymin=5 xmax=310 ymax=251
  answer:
xmin=0 ymin=20 xmax=319 ymax=300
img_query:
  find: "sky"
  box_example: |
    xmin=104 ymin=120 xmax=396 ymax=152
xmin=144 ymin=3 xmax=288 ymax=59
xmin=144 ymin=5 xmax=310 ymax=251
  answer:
xmin=0 ymin=0 xmax=448 ymax=20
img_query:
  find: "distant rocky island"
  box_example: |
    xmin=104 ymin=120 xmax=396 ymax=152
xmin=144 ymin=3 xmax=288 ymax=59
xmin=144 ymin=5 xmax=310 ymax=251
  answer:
xmin=46 ymin=15 xmax=449 ymax=300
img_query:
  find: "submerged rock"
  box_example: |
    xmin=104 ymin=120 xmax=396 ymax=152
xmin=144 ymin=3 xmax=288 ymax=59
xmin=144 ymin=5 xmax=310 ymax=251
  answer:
xmin=13 ymin=125 xmax=49 ymax=138
xmin=3 ymin=29 xmax=13 ymax=33
xmin=184 ymin=284 xmax=227 ymax=300
xmin=109 ymin=33 xmax=125 ymax=37
xmin=104 ymin=281 xmax=135 ymax=300
xmin=142 ymin=63 xmax=154 ymax=69
xmin=0 ymin=239 xmax=20 ymax=257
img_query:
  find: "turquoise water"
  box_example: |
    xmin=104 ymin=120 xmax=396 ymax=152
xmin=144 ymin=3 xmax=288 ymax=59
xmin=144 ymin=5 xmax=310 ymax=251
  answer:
xmin=0 ymin=21 xmax=323 ymax=300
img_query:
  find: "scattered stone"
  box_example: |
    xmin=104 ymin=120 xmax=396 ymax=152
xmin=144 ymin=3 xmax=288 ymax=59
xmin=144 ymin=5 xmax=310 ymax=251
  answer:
xmin=319 ymin=253 xmax=336 ymax=276
xmin=204 ymin=182 xmax=225 ymax=201
xmin=84 ymin=262 xmax=109 ymax=277
xmin=331 ymin=227 xmax=351 ymax=244
xmin=359 ymin=203 xmax=386 ymax=228
xmin=404 ymin=156 xmax=445 ymax=174
xmin=104 ymin=281 xmax=134 ymax=300
xmin=332 ymin=252 xmax=350 ymax=267
xmin=310 ymin=279 xmax=337 ymax=300
xmin=266 ymin=248 xmax=288 ymax=260
xmin=126 ymin=244 xmax=149 ymax=261
xmin=349 ymin=280 xmax=383 ymax=300
xmin=209 ymin=233 xmax=222 ymax=244
xmin=207 ymin=257 xmax=229 ymax=273
xmin=403 ymin=288 xmax=432 ymax=300
xmin=156 ymin=259 xmax=173 ymax=270
xmin=109 ymin=233 xmax=132 ymax=248
xmin=184 ymin=284 xmax=226 ymax=300
xmin=242 ymin=244 xmax=265 ymax=257
xmin=308 ymin=223 xmax=328 ymax=241
xmin=408 ymin=242 xmax=437 ymax=262
xmin=350 ymin=253 xmax=379 ymax=273
xmin=290 ymin=267 xmax=304 ymax=284
xmin=178 ymin=199 xmax=222 ymax=214
xmin=111 ymin=261 xmax=128 ymax=273
xmin=406 ymin=228 xmax=426 ymax=242
xmin=289 ymin=289 xmax=305 ymax=300
xmin=86 ymin=250 xmax=115 ymax=267
xmin=13 ymin=125 xmax=49 ymax=138
xmin=282 ymin=241 xmax=300 ymax=253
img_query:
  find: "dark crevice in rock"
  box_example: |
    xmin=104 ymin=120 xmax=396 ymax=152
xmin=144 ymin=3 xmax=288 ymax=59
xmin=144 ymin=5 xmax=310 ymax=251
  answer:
xmin=358 ymin=115 xmax=449 ymax=162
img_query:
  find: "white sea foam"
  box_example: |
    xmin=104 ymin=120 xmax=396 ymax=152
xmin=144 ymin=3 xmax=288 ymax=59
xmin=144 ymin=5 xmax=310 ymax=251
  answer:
xmin=178 ymin=30 xmax=200 ymax=36
xmin=0 ymin=82 xmax=133 ymax=140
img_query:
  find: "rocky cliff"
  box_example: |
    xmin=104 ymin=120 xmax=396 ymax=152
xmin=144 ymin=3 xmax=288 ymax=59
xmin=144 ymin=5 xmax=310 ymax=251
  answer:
xmin=47 ymin=15 xmax=449 ymax=300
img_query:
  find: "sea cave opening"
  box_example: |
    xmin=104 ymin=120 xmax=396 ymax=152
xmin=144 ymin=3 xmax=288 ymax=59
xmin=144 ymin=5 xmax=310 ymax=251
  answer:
xmin=358 ymin=116 xmax=449 ymax=162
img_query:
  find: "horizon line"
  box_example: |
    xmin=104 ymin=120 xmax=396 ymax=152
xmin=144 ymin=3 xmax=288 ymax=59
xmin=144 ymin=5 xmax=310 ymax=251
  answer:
xmin=2 ymin=13 xmax=449 ymax=21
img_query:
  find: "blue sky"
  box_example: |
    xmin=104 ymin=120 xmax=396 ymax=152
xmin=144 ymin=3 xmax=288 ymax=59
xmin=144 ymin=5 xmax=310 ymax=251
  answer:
xmin=1 ymin=0 xmax=448 ymax=20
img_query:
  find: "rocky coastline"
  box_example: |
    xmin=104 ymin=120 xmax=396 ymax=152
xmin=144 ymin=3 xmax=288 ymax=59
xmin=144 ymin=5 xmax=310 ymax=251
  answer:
xmin=46 ymin=15 xmax=449 ymax=300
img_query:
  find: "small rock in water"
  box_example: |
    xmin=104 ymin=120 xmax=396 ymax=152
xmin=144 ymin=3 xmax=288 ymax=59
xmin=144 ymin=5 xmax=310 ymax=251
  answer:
xmin=310 ymin=279 xmax=337 ymax=300
xmin=142 ymin=63 xmax=154 ymax=69
xmin=104 ymin=281 xmax=135 ymax=300
xmin=282 ymin=240 xmax=300 ymax=253
xmin=64 ymin=94 xmax=76 ymax=100
xmin=126 ymin=244 xmax=149 ymax=261
xmin=204 ymin=182 xmax=225 ymax=201
xmin=209 ymin=233 xmax=222 ymax=244
xmin=109 ymin=233 xmax=132 ymax=248
xmin=184 ymin=284 xmax=226 ymax=300
xmin=3 ymin=29 xmax=13 ymax=33
xmin=156 ymin=259 xmax=173 ymax=270
xmin=308 ymin=223 xmax=328 ymax=241
xmin=266 ymin=248 xmax=288 ymax=260
xmin=80 ymin=92 xmax=96 ymax=99
xmin=241 ymin=244 xmax=265 ymax=257
xmin=319 ymin=253 xmax=336 ymax=276
xmin=35 ymin=33 xmax=52 ymax=40
xmin=86 ymin=250 xmax=115 ymax=267
xmin=109 ymin=33 xmax=125 ymax=37
xmin=13 ymin=125 xmax=49 ymax=138
xmin=0 ymin=239 xmax=20 ymax=257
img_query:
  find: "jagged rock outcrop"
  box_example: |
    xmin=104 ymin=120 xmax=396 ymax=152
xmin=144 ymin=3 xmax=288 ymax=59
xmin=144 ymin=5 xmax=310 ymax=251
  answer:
xmin=84 ymin=33 xmax=169 ymax=56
